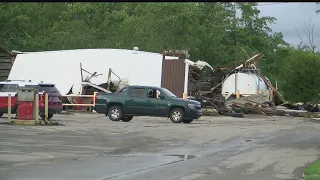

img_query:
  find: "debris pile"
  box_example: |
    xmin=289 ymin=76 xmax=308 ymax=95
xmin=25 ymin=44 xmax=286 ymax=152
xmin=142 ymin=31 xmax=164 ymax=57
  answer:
xmin=231 ymin=102 xmax=274 ymax=116
xmin=163 ymin=50 xmax=308 ymax=117
xmin=186 ymin=53 xmax=291 ymax=117
xmin=188 ymin=65 xmax=201 ymax=95
xmin=226 ymin=91 xmax=272 ymax=115
xmin=63 ymin=67 xmax=128 ymax=111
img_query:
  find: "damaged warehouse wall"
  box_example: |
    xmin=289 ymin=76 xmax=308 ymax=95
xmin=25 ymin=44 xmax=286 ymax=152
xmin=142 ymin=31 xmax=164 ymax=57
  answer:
xmin=8 ymin=48 xmax=211 ymax=99
xmin=8 ymin=48 xmax=179 ymax=95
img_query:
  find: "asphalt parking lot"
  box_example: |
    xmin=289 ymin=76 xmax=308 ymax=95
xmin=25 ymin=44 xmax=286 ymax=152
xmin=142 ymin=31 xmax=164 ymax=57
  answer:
xmin=0 ymin=114 xmax=319 ymax=180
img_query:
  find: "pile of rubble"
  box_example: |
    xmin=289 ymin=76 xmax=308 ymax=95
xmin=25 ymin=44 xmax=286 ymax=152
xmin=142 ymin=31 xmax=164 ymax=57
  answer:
xmin=188 ymin=65 xmax=201 ymax=95
xmin=186 ymin=53 xmax=298 ymax=117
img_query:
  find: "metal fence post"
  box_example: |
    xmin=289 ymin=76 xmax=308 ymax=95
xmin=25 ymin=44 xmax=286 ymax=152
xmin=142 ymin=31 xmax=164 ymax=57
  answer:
xmin=236 ymin=90 xmax=240 ymax=99
xmin=8 ymin=94 xmax=11 ymax=123
xmin=35 ymin=94 xmax=39 ymax=124
xmin=93 ymin=92 xmax=97 ymax=106
xmin=45 ymin=93 xmax=48 ymax=121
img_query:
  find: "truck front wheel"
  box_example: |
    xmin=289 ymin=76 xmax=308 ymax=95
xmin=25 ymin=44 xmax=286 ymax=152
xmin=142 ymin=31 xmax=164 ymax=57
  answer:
xmin=107 ymin=106 xmax=123 ymax=121
xmin=169 ymin=108 xmax=185 ymax=123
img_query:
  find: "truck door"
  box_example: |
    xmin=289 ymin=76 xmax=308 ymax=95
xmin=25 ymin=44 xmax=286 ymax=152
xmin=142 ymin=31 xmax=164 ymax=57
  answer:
xmin=124 ymin=88 xmax=148 ymax=115
xmin=146 ymin=88 xmax=168 ymax=116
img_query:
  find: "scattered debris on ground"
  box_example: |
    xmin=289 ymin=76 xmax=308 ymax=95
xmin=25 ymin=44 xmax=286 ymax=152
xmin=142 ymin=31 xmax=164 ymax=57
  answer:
xmin=202 ymin=108 xmax=218 ymax=116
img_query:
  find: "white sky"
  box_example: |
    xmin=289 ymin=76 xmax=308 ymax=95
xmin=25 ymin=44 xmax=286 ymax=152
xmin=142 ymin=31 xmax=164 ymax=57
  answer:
xmin=257 ymin=2 xmax=320 ymax=49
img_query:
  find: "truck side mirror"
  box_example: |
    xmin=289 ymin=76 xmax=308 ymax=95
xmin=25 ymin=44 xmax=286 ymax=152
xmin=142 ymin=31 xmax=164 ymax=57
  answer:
xmin=159 ymin=94 xmax=165 ymax=99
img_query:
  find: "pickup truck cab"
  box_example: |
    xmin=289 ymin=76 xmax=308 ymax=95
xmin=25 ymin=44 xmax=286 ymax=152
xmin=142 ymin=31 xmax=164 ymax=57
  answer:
xmin=95 ymin=85 xmax=202 ymax=123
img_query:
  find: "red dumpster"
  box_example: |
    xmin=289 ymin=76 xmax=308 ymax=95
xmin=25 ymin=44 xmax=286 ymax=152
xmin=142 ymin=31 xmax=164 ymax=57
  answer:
xmin=17 ymin=101 xmax=34 ymax=120
xmin=16 ymin=88 xmax=37 ymax=120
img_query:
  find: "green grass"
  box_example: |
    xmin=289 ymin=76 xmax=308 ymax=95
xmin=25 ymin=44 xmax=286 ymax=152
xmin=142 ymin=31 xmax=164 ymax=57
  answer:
xmin=305 ymin=159 xmax=320 ymax=180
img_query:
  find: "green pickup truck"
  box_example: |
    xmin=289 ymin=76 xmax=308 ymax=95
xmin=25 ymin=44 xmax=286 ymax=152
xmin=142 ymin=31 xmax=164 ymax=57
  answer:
xmin=94 ymin=85 xmax=202 ymax=123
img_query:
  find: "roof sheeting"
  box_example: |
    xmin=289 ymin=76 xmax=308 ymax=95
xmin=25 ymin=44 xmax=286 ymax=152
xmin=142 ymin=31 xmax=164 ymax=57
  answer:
xmin=8 ymin=48 xmax=178 ymax=95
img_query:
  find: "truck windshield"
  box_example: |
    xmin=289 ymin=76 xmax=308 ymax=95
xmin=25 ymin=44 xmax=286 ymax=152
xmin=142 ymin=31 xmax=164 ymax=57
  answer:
xmin=162 ymin=88 xmax=177 ymax=98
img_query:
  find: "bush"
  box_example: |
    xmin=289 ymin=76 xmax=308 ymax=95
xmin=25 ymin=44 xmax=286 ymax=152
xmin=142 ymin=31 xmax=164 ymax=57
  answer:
xmin=280 ymin=50 xmax=320 ymax=103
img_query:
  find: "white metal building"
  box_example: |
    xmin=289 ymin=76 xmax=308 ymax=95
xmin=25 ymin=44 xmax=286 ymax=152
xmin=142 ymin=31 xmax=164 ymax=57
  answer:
xmin=8 ymin=49 xmax=178 ymax=95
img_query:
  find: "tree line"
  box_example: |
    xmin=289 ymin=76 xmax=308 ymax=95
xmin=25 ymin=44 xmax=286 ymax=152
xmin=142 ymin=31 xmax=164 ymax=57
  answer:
xmin=0 ymin=2 xmax=319 ymax=103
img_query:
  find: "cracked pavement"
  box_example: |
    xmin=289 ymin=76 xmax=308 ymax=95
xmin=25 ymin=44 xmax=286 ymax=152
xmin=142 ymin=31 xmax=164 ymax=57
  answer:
xmin=0 ymin=114 xmax=319 ymax=180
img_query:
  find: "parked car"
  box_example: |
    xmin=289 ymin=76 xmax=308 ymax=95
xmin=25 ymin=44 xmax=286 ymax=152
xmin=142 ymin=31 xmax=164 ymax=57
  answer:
xmin=94 ymin=85 xmax=202 ymax=123
xmin=0 ymin=80 xmax=63 ymax=120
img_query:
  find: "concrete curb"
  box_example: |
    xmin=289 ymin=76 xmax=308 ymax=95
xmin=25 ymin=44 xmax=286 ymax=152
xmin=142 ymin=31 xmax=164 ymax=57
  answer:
xmin=13 ymin=120 xmax=36 ymax=125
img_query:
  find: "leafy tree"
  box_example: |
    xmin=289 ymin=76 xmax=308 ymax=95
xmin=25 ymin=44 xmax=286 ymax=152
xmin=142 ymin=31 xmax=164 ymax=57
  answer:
xmin=281 ymin=50 xmax=320 ymax=103
xmin=3 ymin=2 xmax=317 ymax=103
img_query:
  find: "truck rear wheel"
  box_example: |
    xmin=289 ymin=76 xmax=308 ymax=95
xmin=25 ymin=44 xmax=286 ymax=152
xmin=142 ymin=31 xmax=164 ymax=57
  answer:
xmin=169 ymin=108 xmax=185 ymax=123
xmin=108 ymin=106 xmax=123 ymax=121
xmin=122 ymin=116 xmax=133 ymax=122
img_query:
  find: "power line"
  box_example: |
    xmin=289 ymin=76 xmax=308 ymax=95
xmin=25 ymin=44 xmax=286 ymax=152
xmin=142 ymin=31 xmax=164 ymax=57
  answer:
xmin=257 ymin=2 xmax=288 ymax=7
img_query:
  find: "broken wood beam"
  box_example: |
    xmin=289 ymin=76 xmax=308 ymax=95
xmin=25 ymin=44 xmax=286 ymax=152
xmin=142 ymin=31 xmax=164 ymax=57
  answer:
xmin=107 ymin=68 xmax=112 ymax=91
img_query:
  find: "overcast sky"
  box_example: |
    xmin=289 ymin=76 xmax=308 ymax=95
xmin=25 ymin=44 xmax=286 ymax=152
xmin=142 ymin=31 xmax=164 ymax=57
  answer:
xmin=257 ymin=2 xmax=320 ymax=49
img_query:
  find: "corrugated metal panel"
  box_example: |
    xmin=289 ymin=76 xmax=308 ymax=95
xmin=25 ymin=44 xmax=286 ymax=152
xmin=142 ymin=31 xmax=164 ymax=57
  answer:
xmin=161 ymin=59 xmax=185 ymax=98
xmin=0 ymin=54 xmax=14 ymax=81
